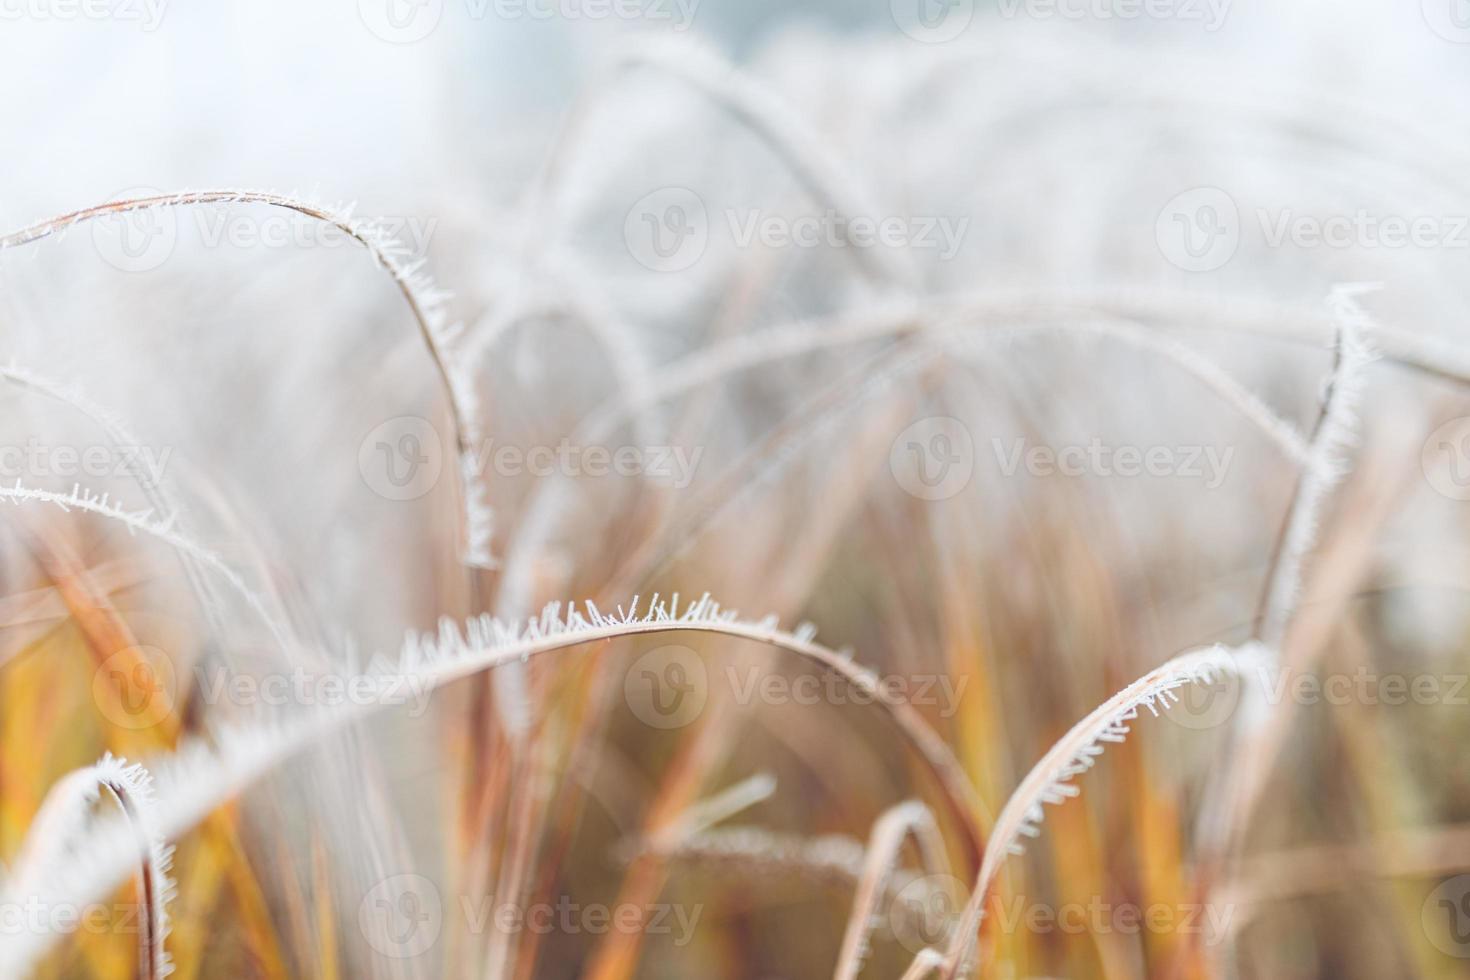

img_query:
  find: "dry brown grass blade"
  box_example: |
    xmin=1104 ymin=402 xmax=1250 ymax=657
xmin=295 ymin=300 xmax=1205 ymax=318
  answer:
xmin=931 ymin=645 xmax=1255 ymax=978
xmin=834 ymin=801 xmax=953 ymax=980
xmin=581 ymin=697 xmax=735 ymax=980
xmin=3 ymin=601 xmax=986 ymax=977
xmin=0 ymin=188 xmax=493 ymax=568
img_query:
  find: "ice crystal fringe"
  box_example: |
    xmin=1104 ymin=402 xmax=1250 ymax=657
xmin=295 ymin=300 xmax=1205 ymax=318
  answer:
xmin=0 ymin=481 xmax=292 ymax=651
xmin=930 ymin=643 xmax=1265 ymax=979
xmin=0 ymin=596 xmax=983 ymax=977
xmin=1257 ymin=284 xmax=1379 ymax=650
xmin=0 ymin=362 xmax=164 ymax=498
xmin=0 ymin=726 xmax=303 ymax=978
xmin=0 ymin=359 xmax=235 ymax=637
xmin=0 ymin=189 xmax=497 ymax=569
xmin=5 ymin=756 xmax=175 ymax=979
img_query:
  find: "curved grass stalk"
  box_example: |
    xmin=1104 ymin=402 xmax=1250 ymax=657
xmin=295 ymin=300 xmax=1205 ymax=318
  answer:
xmin=501 ymin=285 xmax=1423 ymax=586
xmin=0 ymin=361 xmax=178 ymax=518
xmin=633 ymin=316 xmax=1318 ymax=585
xmin=966 ymin=286 xmax=1470 ymax=384
xmin=901 ymin=949 xmax=948 ymax=980
xmin=93 ymin=757 xmax=176 ymax=980
xmin=651 ymin=286 xmax=1469 ymax=386
xmin=626 ymin=825 xmax=870 ymax=884
xmin=463 ymin=264 xmax=661 ymax=465
xmin=1257 ymin=290 xmax=1377 ymax=651
xmin=0 ymin=482 xmax=292 ymax=651
xmin=1192 ymin=289 xmax=1381 ymax=900
xmin=0 ymin=189 xmax=494 ymax=568
xmin=656 ymin=773 xmax=777 ymax=849
xmin=0 ymin=359 xmax=232 ymax=637
xmin=929 ymin=644 xmax=1264 ymax=979
xmin=7 ymin=756 xmax=175 ymax=979
xmin=522 ymin=37 xmax=918 ymax=291
xmin=499 ymin=309 xmax=1317 ymax=615
xmin=464 ymin=267 xmax=662 ymax=734
xmin=0 ymin=595 xmax=983 ymax=977
xmin=835 ymin=801 xmax=955 ymax=980
xmin=632 ymin=824 xmax=953 ymax=940
xmin=501 ymin=283 xmax=1411 ymax=578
